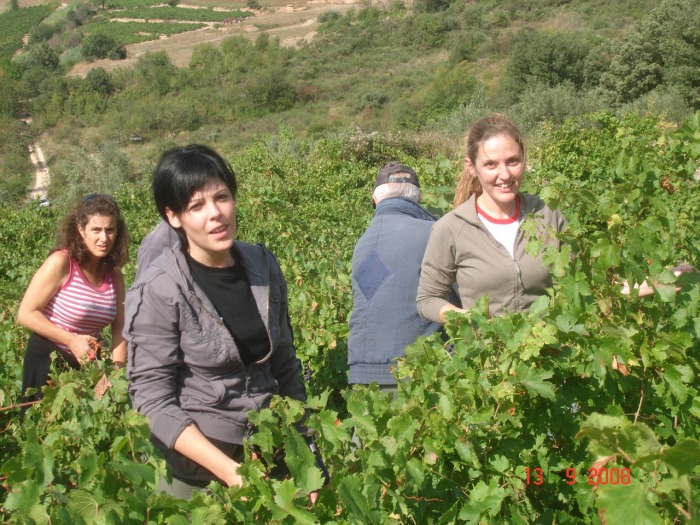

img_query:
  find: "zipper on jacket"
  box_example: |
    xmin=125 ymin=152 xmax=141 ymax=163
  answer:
xmin=474 ymin=219 xmax=526 ymax=310
xmin=513 ymin=259 xmax=523 ymax=311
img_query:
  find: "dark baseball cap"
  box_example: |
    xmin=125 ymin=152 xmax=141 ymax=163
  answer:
xmin=374 ymin=161 xmax=420 ymax=189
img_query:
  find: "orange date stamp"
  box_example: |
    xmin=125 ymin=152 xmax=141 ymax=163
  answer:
xmin=525 ymin=467 xmax=631 ymax=486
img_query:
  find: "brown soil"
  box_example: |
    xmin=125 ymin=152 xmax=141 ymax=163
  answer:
xmin=68 ymin=0 xmax=357 ymax=77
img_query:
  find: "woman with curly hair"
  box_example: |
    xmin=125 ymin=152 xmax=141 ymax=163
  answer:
xmin=18 ymin=194 xmax=129 ymax=407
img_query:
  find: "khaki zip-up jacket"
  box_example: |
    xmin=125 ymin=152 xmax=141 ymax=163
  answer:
xmin=417 ymin=193 xmax=566 ymax=321
xmin=124 ymin=241 xmax=305 ymax=454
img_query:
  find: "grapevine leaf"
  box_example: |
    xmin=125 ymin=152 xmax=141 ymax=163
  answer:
xmin=654 ymin=282 xmax=677 ymax=302
xmin=67 ymin=489 xmax=100 ymax=520
xmin=109 ymin=458 xmax=158 ymax=486
xmin=489 ymin=455 xmax=509 ymax=473
xmin=438 ymin=393 xmax=454 ymax=420
xmin=27 ymin=503 xmax=50 ymax=525
xmin=455 ymin=440 xmax=477 ymax=466
xmin=167 ymin=517 xmax=192 ymax=525
xmin=315 ymin=408 xmax=346 ymax=449
xmin=190 ymin=505 xmax=227 ymax=525
xmin=591 ymin=239 xmax=620 ymax=270
xmin=657 ymin=439 xmax=700 ymax=476
xmin=23 ymin=442 xmax=54 ymax=487
xmin=270 ymin=480 xmax=303 ymax=520
xmin=663 ymin=363 xmax=694 ymax=404
xmin=406 ymin=457 xmax=425 ymax=485
xmin=596 ymin=481 xmax=663 ymax=525
xmin=4 ymin=479 xmax=43 ymax=511
xmin=346 ymin=397 xmax=378 ymax=438
xmin=578 ymin=415 xmax=662 ymax=459
xmin=690 ymin=397 xmax=700 ymax=419
xmin=513 ymin=364 xmax=555 ymax=400
xmin=337 ymin=475 xmax=380 ymax=524
xmin=75 ymin=452 xmax=100 ymax=486
xmin=654 ymin=475 xmax=692 ymax=496
xmin=458 ymin=479 xmax=506 ymax=522
xmin=284 ymin=432 xmax=324 ymax=494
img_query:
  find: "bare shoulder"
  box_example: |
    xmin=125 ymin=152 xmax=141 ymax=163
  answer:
xmin=41 ymin=250 xmax=71 ymax=277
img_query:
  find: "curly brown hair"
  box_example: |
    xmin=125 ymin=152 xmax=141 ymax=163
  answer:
xmin=54 ymin=194 xmax=129 ymax=275
xmin=453 ymin=115 xmax=526 ymax=208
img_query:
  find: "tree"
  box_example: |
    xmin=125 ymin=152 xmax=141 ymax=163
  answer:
xmin=132 ymin=52 xmax=177 ymax=96
xmin=82 ymin=33 xmax=120 ymax=61
xmin=0 ymin=75 xmax=21 ymax=118
xmin=29 ymin=42 xmax=60 ymax=70
xmin=595 ymin=0 xmax=700 ymax=108
xmin=505 ymin=30 xmax=594 ymax=102
xmin=85 ymin=67 xmax=115 ymax=96
xmin=50 ymin=142 xmax=131 ymax=210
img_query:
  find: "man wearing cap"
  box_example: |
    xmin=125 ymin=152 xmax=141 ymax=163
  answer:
xmin=347 ymin=161 xmax=447 ymax=388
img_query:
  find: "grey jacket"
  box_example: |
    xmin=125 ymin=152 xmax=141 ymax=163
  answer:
xmin=348 ymin=197 xmax=443 ymax=385
xmin=417 ymin=193 xmax=566 ymax=321
xmin=134 ymin=220 xmax=180 ymax=281
xmin=124 ymin=241 xmax=306 ymax=451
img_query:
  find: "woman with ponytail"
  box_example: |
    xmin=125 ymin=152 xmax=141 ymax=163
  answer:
xmin=416 ymin=115 xmax=566 ymax=323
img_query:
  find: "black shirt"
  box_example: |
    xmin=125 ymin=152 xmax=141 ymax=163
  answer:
xmin=186 ymin=252 xmax=270 ymax=366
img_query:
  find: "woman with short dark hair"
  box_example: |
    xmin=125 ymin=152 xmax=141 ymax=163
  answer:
xmin=125 ymin=144 xmax=308 ymax=498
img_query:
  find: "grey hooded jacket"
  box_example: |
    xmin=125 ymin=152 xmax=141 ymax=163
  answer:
xmin=124 ymin=241 xmax=306 ymax=452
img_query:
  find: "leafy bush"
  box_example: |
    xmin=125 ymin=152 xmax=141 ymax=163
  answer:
xmin=81 ymin=33 xmax=122 ymax=61
xmin=594 ymin=0 xmax=700 ymax=108
xmin=505 ymin=30 xmax=596 ymax=103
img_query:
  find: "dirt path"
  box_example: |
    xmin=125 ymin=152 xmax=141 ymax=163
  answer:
xmin=23 ymin=118 xmax=50 ymax=200
xmin=69 ymin=0 xmax=356 ymax=76
xmin=28 ymin=143 xmax=50 ymax=200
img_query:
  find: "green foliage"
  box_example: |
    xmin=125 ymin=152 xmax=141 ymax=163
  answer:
xmin=84 ymin=67 xmax=115 ymax=96
xmin=48 ymin=142 xmax=133 ymax=213
xmin=0 ymin=116 xmax=34 ymax=205
xmin=0 ymin=5 xmax=55 ymax=64
xmin=106 ymin=6 xmax=248 ymax=23
xmin=505 ymin=30 xmax=596 ymax=103
xmin=396 ymin=61 xmax=483 ymax=129
xmin=7 ymin=0 xmax=697 ymax=152
xmin=84 ymin=20 xmax=205 ymax=45
xmin=28 ymin=41 xmax=60 ymax=70
xmin=81 ymin=33 xmax=122 ymax=61
xmin=510 ymin=82 xmax=603 ymax=130
xmin=1 ymin=112 xmax=698 ymax=522
xmin=595 ymin=0 xmax=700 ymax=108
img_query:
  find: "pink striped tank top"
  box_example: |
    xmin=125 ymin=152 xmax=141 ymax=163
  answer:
xmin=43 ymin=252 xmax=117 ymax=352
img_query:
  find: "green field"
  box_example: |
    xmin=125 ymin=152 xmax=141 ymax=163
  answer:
xmin=85 ymin=20 xmax=206 ymax=45
xmin=106 ymin=6 xmax=250 ymax=22
xmin=0 ymin=4 xmax=54 ymax=61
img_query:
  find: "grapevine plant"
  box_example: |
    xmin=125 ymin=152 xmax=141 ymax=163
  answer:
xmin=0 ymin=112 xmax=698 ymax=523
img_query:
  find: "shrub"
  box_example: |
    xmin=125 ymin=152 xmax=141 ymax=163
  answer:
xmin=81 ymin=33 xmax=120 ymax=61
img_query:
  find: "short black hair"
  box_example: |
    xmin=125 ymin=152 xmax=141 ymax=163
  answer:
xmin=152 ymin=144 xmax=238 ymax=221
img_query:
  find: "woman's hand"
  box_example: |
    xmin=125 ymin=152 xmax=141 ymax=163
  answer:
xmin=220 ymin=462 xmax=244 ymax=488
xmin=173 ymin=424 xmax=245 ymax=487
xmin=438 ymin=304 xmax=467 ymax=324
xmin=69 ymin=334 xmax=98 ymax=363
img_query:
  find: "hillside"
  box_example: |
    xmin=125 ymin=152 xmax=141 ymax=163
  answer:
xmin=0 ymin=0 xmax=698 ymax=206
xmin=67 ymin=0 xmax=359 ymax=74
